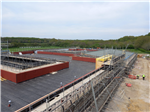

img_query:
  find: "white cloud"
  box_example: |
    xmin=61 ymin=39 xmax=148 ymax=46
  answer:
xmin=2 ymin=2 xmax=140 ymax=22
xmin=2 ymin=2 xmax=149 ymax=39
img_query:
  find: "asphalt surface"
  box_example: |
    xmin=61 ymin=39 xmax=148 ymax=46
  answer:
xmin=1 ymin=54 xmax=95 ymax=112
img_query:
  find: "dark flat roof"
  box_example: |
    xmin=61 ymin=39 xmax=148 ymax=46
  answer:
xmin=1 ymin=54 xmax=95 ymax=112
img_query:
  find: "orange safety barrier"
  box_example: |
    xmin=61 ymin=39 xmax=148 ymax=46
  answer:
xmin=126 ymin=83 xmax=132 ymax=87
xmin=128 ymin=75 xmax=136 ymax=79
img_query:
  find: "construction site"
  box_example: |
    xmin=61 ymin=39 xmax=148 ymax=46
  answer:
xmin=1 ymin=47 xmax=150 ymax=112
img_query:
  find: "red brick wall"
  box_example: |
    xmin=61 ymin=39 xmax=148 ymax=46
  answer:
xmin=69 ymin=48 xmax=98 ymax=52
xmin=13 ymin=51 xmax=34 ymax=55
xmin=16 ymin=62 xmax=69 ymax=83
xmin=72 ymin=56 xmax=96 ymax=63
xmin=86 ymin=49 xmax=98 ymax=51
xmin=37 ymin=51 xmax=75 ymax=57
xmin=1 ymin=70 xmax=17 ymax=83
xmin=1 ymin=62 xmax=69 ymax=83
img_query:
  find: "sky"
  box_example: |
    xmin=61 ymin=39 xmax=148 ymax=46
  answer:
xmin=1 ymin=1 xmax=149 ymax=40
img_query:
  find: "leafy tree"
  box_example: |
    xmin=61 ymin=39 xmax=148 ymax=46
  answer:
xmin=1 ymin=32 xmax=150 ymax=51
xmin=142 ymin=41 xmax=150 ymax=50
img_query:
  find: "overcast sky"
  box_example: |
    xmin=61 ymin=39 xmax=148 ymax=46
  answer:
xmin=2 ymin=1 xmax=149 ymax=40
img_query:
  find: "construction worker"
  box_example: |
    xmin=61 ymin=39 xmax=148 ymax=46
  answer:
xmin=142 ymin=75 xmax=145 ymax=80
xmin=137 ymin=75 xmax=139 ymax=79
xmin=8 ymin=100 xmax=11 ymax=107
xmin=60 ymin=82 xmax=63 ymax=87
xmin=74 ymin=76 xmax=76 ymax=80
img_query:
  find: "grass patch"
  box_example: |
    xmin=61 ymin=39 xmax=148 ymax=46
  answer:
xmin=126 ymin=49 xmax=150 ymax=54
xmin=2 ymin=46 xmax=63 ymax=52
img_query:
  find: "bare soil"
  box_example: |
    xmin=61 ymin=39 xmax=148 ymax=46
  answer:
xmin=105 ymin=58 xmax=150 ymax=112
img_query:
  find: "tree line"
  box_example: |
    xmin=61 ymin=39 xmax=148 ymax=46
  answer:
xmin=1 ymin=32 xmax=150 ymax=51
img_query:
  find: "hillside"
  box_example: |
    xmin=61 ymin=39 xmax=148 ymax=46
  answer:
xmin=1 ymin=33 xmax=150 ymax=52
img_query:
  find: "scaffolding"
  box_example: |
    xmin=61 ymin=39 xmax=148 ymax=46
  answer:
xmin=1 ymin=54 xmax=57 ymax=72
xmin=0 ymin=41 xmax=65 ymax=73
xmin=15 ymin=47 xmax=137 ymax=112
xmin=1 ymin=40 xmax=9 ymax=55
xmin=44 ymin=48 xmax=125 ymax=112
xmin=15 ymin=52 xmax=128 ymax=112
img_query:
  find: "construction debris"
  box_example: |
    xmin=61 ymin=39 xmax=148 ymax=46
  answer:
xmin=126 ymin=83 xmax=132 ymax=87
xmin=128 ymin=75 xmax=136 ymax=79
xmin=105 ymin=58 xmax=150 ymax=112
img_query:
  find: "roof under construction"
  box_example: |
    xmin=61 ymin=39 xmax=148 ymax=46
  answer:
xmin=1 ymin=49 xmax=135 ymax=112
xmin=86 ymin=49 xmax=133 ymax=58
xmin=1 ymin=54 xmax=95 ymax=112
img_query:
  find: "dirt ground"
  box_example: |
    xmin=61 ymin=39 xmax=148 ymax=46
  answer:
xmin=105 ymin=58 xmax=150 ymax=112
